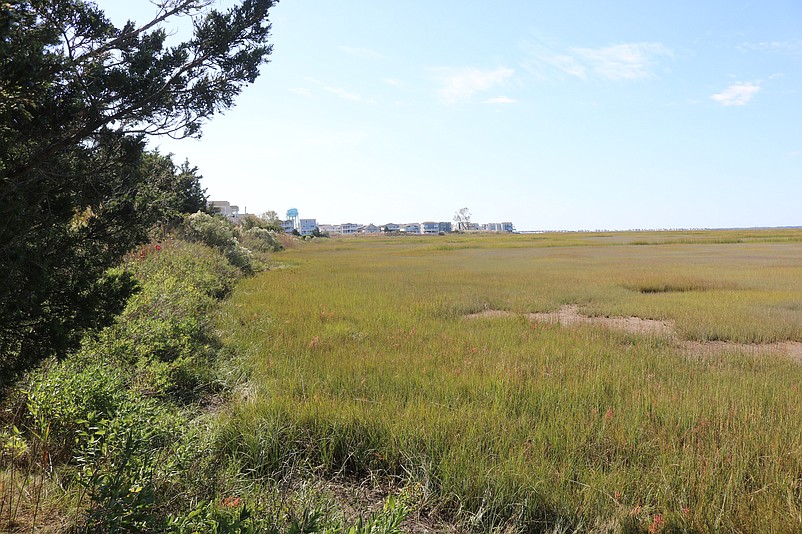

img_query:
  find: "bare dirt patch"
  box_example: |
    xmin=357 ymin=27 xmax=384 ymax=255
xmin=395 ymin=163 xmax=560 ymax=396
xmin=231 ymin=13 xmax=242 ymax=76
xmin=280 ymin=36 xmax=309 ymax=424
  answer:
xmin=682 ymin=340 xmax=802 ymax=362
xmin=465 ymin=304 xmax=672 ymax=335
xmin=465 ymin=305 xmax=802 ymax=362
xmin=779 ymin=342 xmax=802 ymax=361
xmin=464 ymin=309 xmax=516 ymax=320
xmin=527 ymin=305 xmax=674 ymax=336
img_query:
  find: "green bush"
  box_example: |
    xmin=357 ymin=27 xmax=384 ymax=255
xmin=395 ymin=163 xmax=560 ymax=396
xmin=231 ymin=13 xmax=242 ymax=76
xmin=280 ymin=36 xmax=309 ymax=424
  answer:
xmin=181 ymin=212 xmax=256 ymax=273
xmin=74 ymin=241 xmax=241 ymax=398
xmin=240 ymin=226 xmax=284 ymax=253
xmin=3 ymin=238 xmax=245 ymax=531
xmin=129 ymin=239 xmax=239 ymax=300
xmin=21 ymin=356 xmax=186 ymax=531
xmin=23 ymin=359 xmax=130 ymax=463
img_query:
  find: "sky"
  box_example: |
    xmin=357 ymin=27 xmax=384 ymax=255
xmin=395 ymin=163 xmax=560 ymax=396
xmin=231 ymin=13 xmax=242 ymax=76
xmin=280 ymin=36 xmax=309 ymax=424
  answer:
xmin=97 ymin=1 xmax=801 ymax=231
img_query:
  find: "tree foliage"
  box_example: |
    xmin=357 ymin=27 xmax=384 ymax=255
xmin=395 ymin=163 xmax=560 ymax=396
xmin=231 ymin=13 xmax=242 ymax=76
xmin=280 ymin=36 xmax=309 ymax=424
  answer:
xmin=0 ymin=0 xmax=277 ymax=381
xmin=240 ymin=212 xmax=282 ymax=233
xmin=139 ymin=151 xmax=209 ymax=220
xmin=453 ymin=207 xmax=472 ymax=232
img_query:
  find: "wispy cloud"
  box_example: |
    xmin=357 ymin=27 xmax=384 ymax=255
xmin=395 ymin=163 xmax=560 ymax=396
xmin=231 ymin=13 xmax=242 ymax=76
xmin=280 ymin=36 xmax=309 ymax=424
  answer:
xmin=572 ymin=43 xmax=672 ymax=80
xmin=305 ymin=77 xmax=365 ymax=103
xmin=483 ymin=96 xmax=517 ymax=105
xmin=338 ymin=45 xmax=385 ymax=60
xmin=434 ymin=66 xmax=514 ymax=104
xmin=710 ymin=81 xmax=761 ymax=106
xmin=739 ymin=39 xmax=802 ymax=55
xmin=543 ymin=54 xmax=587 ymax=80
xmin=523 ymin=39 xmax=672 ymax=81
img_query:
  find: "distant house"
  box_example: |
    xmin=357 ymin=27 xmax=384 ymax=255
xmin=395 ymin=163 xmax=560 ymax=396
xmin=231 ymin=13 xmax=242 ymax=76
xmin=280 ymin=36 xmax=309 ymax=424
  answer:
xmin=281 ymin=220 xmax=295 ymax=233
xmin=340 ymin=223 xmax=360 ymax=235
xmin=402 ymin=222 xmax=421 ymax=234
xmin=208 ymin=201 xmax=240 ymax=223
xmin=421 ymin=221 xmax=439 ymax=234
xmin=483 ymin=222 xmax=516 ymax=233
xmin=299 ymin=219 xmax=317 ymax=236
xmin=382 ymin=223 xmax=400 ymax=233
xmin=438 ymin=221 xmax=453 ymax=233
xmin=362 ymin=224 xmax=380 ymax=234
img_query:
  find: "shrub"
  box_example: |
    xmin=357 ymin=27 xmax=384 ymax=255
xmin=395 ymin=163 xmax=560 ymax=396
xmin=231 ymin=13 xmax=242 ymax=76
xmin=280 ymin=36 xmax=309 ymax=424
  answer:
xmin=240 ymin=226 xmax=284 ymax=253
xmin=19 ymin=356 xmax=186 ymax=531
xmin=181 ymin=211 xmax=255 ymax=273
xmin=2 ymin=238 xmax=243 ymax=531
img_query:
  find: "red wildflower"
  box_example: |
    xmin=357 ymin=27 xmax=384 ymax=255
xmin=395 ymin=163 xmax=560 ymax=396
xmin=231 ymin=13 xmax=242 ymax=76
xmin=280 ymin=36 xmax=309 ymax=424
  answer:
xmin=648 ymin=513 xmax=665 ymax=533
xmin=221 ymin=496 xmax=242 ymax=508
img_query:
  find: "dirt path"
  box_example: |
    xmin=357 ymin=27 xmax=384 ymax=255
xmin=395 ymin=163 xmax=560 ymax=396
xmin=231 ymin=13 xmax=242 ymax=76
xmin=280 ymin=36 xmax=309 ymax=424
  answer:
xmin=466 ymin=305 xmax=802 ymax=362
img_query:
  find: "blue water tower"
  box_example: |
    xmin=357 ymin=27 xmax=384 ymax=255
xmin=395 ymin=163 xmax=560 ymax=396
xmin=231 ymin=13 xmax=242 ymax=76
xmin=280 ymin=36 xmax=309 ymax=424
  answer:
xmin=286 ymin=208 xmax=299 ymax=230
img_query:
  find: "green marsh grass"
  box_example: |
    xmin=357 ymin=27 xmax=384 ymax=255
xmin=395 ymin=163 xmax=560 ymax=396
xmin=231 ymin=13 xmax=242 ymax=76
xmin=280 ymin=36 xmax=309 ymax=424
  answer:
xmin=217 ymin=230 xmax=802 ymax=531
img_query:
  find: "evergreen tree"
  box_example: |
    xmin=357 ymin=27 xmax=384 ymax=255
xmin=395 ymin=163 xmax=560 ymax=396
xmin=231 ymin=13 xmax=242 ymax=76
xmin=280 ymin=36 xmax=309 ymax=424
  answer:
xmin=0 ymin=0 xmax=277 ymax=381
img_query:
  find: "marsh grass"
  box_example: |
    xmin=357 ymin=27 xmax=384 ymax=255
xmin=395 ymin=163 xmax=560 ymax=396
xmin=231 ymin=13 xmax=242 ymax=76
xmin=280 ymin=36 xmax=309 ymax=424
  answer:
xmin=218 ymin=229 xmax=802 ymax=531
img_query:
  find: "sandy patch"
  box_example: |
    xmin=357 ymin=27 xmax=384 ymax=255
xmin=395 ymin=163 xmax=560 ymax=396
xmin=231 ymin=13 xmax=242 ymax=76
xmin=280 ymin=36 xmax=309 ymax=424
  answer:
xmin=465 ymin=305 xmax=671 ymax=335
xmin=465 ymin=305 xmax=802 ymax=362
xmin=527 ymin=305 xmax=673 ymax=336
xmin=464 ymin=309 xmax=516 ymax=320
xmin=779 ymin=342 xmax=802 ymax=361
xmin=682 ymin=340 xmax=802 ymax=362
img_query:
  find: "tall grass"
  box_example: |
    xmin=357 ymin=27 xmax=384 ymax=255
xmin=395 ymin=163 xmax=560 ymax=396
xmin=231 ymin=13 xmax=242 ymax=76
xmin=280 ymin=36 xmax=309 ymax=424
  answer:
xmin=217 ymin=230 xmax=802 ymax=531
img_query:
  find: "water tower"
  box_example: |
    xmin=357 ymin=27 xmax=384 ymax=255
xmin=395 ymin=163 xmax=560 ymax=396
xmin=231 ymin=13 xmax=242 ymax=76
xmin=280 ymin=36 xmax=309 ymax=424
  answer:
xmin=286 ymin=208 xmax=299 ymax=231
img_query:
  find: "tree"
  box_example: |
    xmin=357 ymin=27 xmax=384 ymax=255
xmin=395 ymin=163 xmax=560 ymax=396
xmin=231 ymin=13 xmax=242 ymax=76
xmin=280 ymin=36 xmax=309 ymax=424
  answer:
xmin=453 ymin=207 xmax=472 ymax=232
xmin=241 ymin=211 xmax=283 ymax=233
xmin=261 ymin=210 xmax=279 ymax=223
xmin=139 ymin=151 xmax=209 ymax=221
xmin=0 ymin=0 xmax=277 ymax=382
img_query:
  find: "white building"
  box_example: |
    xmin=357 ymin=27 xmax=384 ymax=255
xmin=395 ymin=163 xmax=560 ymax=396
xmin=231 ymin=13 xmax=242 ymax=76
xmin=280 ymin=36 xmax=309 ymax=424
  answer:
xmin=208 ymin=201 xmax=240 ymax=223
xmin=339 ymin=223 xmax=360 ymax=235
xmin=362 ymin=224 xmax=380 ymax=234
xmin=421 ymin=221 xmax=439 ymax=234
xmin=483 ymin=222 xmax=516 ymax=232
xmin=402 ymin=222 xmax=421 ymax=234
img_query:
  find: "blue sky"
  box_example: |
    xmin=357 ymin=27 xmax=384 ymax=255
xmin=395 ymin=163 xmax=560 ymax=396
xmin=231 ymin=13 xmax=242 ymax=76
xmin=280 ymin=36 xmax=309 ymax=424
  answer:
xmin=98 ymin=1 xmax=801 ymax=231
